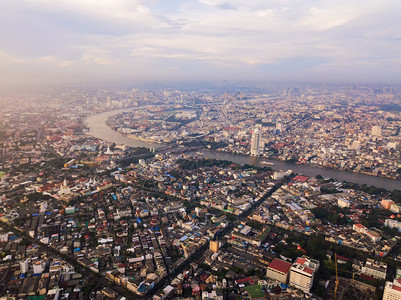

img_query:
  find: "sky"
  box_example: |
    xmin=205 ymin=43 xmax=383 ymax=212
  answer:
xmin=1 ymin=0 xmax=401 ymax=86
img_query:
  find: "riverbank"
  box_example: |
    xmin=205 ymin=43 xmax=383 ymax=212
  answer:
xmin=186 ymin=149 xmax=401 ymax=191
xmin=84 ymin=108 xmax=165 ymax=150
xmin=216 ymin=148 xmax=399 ymax=181
xmin=85 ymin=109 xmax=401 ymax=191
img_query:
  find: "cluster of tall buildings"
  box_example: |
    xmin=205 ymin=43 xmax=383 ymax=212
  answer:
xmin=265 ymin=256 xmax=320 ymax=293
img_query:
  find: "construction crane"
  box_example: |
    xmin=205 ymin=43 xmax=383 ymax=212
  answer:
xmin=333 ymin=254 xmax=354 ymax=296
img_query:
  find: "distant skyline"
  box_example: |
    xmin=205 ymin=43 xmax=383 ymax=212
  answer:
xmin=1 ymin=0 xmax=401 ymax=86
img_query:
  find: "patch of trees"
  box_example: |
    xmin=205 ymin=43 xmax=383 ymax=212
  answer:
xmin=379 ymin=103 xmax=401 ymax=112
xmin=359 ymin=184 xmax=387 ymax=195
xmin=342 ymin=182 xmax=388 ymax=196
xmin=311 ymin=207 xmax=347 ymax=225
xmin=119 ymin=153 xmax=154 ymax=167
xmin=27 ymin=192 xmax=51 ymax=202
xmin=382 ymin=226 xmax=400 ymax=237
xmin=391 ymin=190 xmax=401 ymax=203
xmin=320 ymin=186 xmax=340 ymax=194
xmin=343 ymin=181 xmax=401 ymax=204
xmin=246 ymin=220 xmax=264 ymax=230
xmin=361 ymin=209 xmax=393 ymax=228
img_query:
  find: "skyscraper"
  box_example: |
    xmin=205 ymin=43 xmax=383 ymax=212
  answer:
xmin=131 ymin=89 xmax=139 ymax=106
xmin=250 ymin=128 xmax=261 ymax=156
xmin=371 ymin=126 xmax=382 ymax=137
xmin=275 ymin=123 xmax=284 ymax=134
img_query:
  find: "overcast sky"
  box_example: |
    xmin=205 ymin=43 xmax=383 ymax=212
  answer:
xmin=1 ymin=0 xmax=401 ymax=86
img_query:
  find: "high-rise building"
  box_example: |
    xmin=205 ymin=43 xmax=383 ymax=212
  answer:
xmin=289 ymin=257 xmax=319 ymax=293
xmin=33 ymin=261 xmax=45 ymax=274
xmin=131 ymin=89 xmax=139 ymax=106
xmin=250 ymin=128 xmax=261 ymax=156
xmin=383 ymin=278 xmax=401 ymax=300
xmin=209 ymin=241 xmax=220 ymax=253
xmin=372 ymin=126 xmax=382 ymax=137
xmin=350 ymin=140 xmax=361 ymax=150
xmin=20 ymin=260 xmax=29 ymax=273
xmin=266 ymin=258 xmax=292 ymax=283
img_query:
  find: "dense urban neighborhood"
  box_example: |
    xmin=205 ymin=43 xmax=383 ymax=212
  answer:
xmin=0 ymin=84 xmax=401 ymax=299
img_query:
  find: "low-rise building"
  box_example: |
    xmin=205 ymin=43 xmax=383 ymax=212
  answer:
xmin=353 ymin=223 xmax=367 ymax=234
xmin=338 ymin=198 xmax=350 ymax=208
xmin=385 ymin=219 xmax=401 ymax=232
xmin=382 ymin=199 xmax=395 ymax=210
xmin=361 ymin=259 xmax=387 ymax=280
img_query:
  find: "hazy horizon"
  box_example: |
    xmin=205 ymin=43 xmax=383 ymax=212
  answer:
xmin=1 ymin=0 xmax=401 ymax=87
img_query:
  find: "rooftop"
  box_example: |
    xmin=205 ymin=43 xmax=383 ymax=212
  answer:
xmin=268 ymin=258 xmax=292 ymax=274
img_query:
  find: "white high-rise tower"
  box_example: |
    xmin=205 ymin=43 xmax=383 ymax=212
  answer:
xmin=371 ymin=126 xmax=382 ymax=137
xmin=250 ymin=128 xmax=261 ymax=156
xmin=20 ymin=260 xmax=29 ymax=273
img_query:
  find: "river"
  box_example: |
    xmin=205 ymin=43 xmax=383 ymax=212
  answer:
xmin=85 ymin=108 xmax=401 ymax=191
xmin=85 ymin=108 xmax=164 ymax=150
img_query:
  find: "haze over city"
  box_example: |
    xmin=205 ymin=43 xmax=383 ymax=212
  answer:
xmin=2 ymin=0 xmax=401 ymax=87
xmin=2 ymin=1 xmax=401 ymax=300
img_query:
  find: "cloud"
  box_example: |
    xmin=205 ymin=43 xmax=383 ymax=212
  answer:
xmin=81 ymin=47 xmax=117 ymax=65
xmin=0 ymin=0 xmax=401 ymax=85
xmin=299 ymin=7 xmax=358 ymax=31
